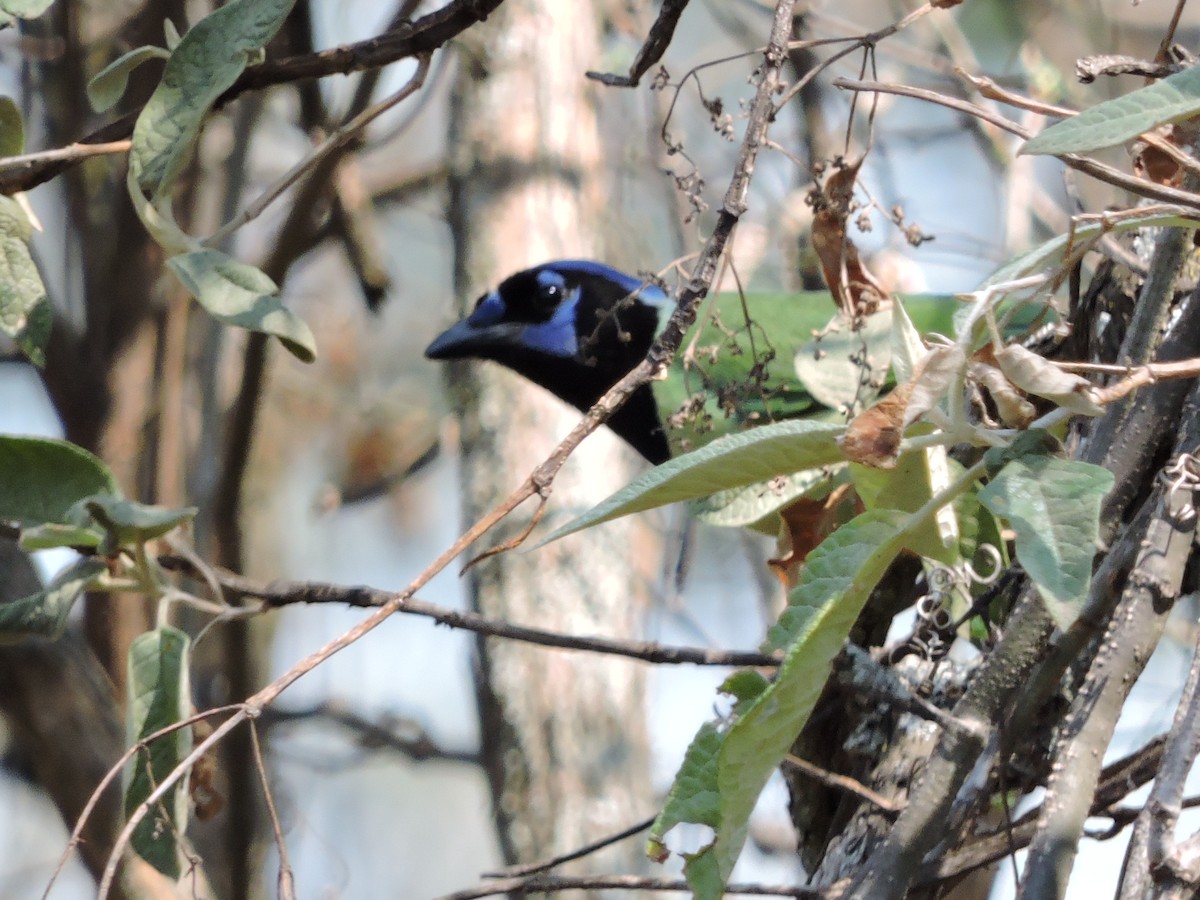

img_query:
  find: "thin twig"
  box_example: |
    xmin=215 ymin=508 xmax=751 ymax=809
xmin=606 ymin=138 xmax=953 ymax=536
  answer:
xmin=432 ymin=873 xmax=827 ymax=899
xmin=40 ymin=705 xmax=242 ymax=900
xmin=263 ymin=702 xmax=480 ymax=765
xmin=783 ymin=754 xmax=902 ymax=814
xmin=482 ymin=816 xmax=657 ymax=878
xmin=249 ymin=723 xmax=296 ymax=900
xmin=0 ymin=139 xmax=131 ymax=175
xmin=156 ymin=556 xmax=782 ymax=667
xmin=833 ymin=77 xmax=1200 ymax=212
xmin=204 ymin=54 xmax=431 ymax=247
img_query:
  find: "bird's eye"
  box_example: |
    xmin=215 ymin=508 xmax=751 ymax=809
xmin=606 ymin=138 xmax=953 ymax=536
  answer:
xmin=539 ymin=283 xmax=562 ymax=304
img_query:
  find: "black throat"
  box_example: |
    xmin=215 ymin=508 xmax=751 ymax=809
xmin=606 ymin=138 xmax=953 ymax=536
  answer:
xmin=485 ymin=344 xmax=669 ymax=464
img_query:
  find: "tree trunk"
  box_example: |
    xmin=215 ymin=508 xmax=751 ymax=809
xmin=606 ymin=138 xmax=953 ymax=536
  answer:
xmin=446 ymin=0 xmax=657 ymax=887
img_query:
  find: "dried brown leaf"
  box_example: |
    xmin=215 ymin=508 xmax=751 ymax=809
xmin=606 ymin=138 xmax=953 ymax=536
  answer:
xmin=994 ymin=343 xmax=1104 ymax=416
xmin=969 ymin=361 xmax=1037 ymax=427
xmin=839 ymin=381 xmax=912 ymax=469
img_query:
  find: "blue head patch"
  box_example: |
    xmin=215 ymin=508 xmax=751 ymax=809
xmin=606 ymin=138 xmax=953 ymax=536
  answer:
xmin=467 ymin=291 xmax=507 ymax=327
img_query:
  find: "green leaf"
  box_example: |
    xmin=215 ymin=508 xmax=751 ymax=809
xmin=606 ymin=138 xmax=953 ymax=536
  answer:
xmin=85 ymin=495 xmax=197 ymax=544
xmin=0 ymin=0 xmax=54 ymax=23
xmin=676 ymin=509 xmax=912 ymax=893
xmin=88 ymin=46 xmax=171 ymax=113
xmin=163 ymin=19 xmax=182 ymax=51
xmin=0 ymin=95 xmax=24 ymax=156
xmin=719 ymin=670 xmax=770 ymax=715
xmin=0 ymin=194 xmax=51 ymax=366
xmin=794 ymin=309 xmax=892 ymax=410
xmin=978 ymin=452 xmax=1113 ymax=628
xmin=890 ymin=295 xmax=928 ymax=384
xmin=167 ymin=249 xmax=316 ymax=362
xmin=851 ymin=449 xmax=958 ymax=564
xmin=1023 ymin=66 xmax=1200 ymax=156
xmin=126 ymin=626 xmax=192 ymax=879
xmin=18 ymin=521 xmax=104 ymax=551
xmin=650 ymin=722 xmax=723 ymax=849
xmin=764 ymin=509 xmax=911 ymax=652
xmin=981 ymin=209 xmax=1199 ymax=288
xmin=0 ymin=558 xmax=106 ymax=641
xmin=0 ymin=435 xmax=120 ymax=527
xmin=539 ymin=419 xmax=846 ymax=543
xmin=129 ymin=0 xmax=297 ymax=198
xmin=690 ymin=468 xmax=835 ymax=533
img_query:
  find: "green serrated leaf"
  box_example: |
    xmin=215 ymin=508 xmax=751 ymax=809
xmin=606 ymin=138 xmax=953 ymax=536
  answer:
xmin=0 ymin=194 xmax=51 ymax=366
xmin=88 ymin=46 xmax=172 ymax=113
xmin=649 ymin=721 xmax=726 ymax=899
xmin=85 ymin=495 xmax=197 ymax=544
xmin=0 ymin=95 xmax=24 ymax=156
xmin=1024 ymin=66 xmax=1200 ymax=156
xmin=0 ymin=435 xmax=120 ymax=527
xmin=129 ymin=0 xmax=297 ymax=197
xmin=167 ymin=249 xmax=316 ymax=362
xmin=764 ymin=509 xmax=911 ymax=652
xmin=0 ymin=558 xmax=106 ymax=641
xmin=0 ymin=0 xmax=53 ymax=21
xmin=540 ymin=419 xmax=847 ymax=544
xmin=126 ymin=626 xmax=192 ymax=879
xmin=650 ymin=722 xmax=723 ymax=847
xmin=978 ymin=453 xmax=1113 ymax=628
xmin=679 ymin=509 xmax=911 ymax=893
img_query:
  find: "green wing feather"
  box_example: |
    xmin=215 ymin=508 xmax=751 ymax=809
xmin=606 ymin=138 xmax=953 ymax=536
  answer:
xmin=654 ymin=291 xmax=962 ymax=456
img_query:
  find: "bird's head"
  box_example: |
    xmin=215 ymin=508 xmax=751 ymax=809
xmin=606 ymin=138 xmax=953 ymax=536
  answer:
xmin=425 ymin=260 xmax=667 ymax=371
xmin=425 ymin=260 xmax=672 ymax=462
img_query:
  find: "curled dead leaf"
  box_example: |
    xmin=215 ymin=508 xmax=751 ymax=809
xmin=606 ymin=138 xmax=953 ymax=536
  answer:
xmin=811 ymin=157 xmax=887 ymax=317
xmin=969 ymin=361 xmax=1037 ymax=428
xmin=994 ymin=343 xmax=1104 ymax=416
xmin=901 ymin=343 xmax=965 ymax=427
xmin=839 ymin=381 xmax=912 ymax=469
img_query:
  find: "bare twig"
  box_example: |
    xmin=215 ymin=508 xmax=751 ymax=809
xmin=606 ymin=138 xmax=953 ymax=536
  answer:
xmin=912 ymin=735 xmax=1167 ymax=885
xmin=482 ymin=816 xmax=657 ymax=878
xmin=783 ymin=754 xmax=902 ymax=814
xmin=1119 ymin=562 xmax=1200 ymax=893
xmin=204 ymin=54 xmax=431 ymax=247
xmin=433 ymin=873 xmax=827 ymax=899
xmin=156 ymin=556 xmax=782 ymax=667
xmin=833 ymin=77 xmax=1200 ymax=212
xmin=586 ymin=0 xmax=690 ymax=87
xmin=263 ymin=702 xmax=479 ymax=765
xmin=0 ymin=139 xmax=131 ymax=175
xmin=249 ymin=724 xmax=296 ymax=900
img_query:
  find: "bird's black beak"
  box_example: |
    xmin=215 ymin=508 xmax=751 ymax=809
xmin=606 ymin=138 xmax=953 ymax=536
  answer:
xmin=424 ymin=319 xmax=523 ymax=360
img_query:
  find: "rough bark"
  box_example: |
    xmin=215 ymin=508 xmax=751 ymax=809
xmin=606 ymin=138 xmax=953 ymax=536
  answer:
xmin=446 ymin=0 xmax=657 ymax=888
